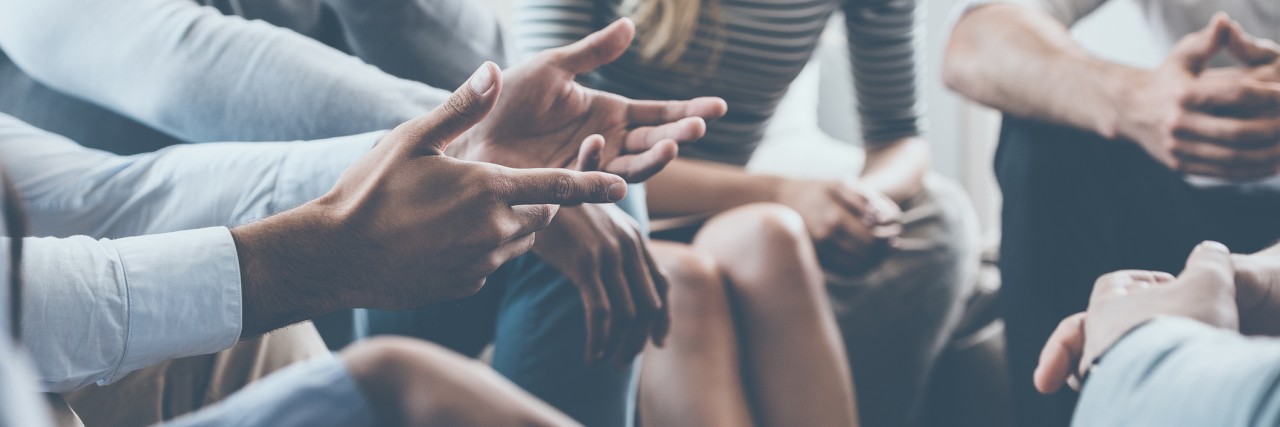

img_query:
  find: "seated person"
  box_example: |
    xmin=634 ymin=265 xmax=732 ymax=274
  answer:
xmin=1034 ymin=240 xmax=1280 ymax=425
xmin=945 ymin=0 xmax=1280 ymax=423
xmin=0 ymin=72 xmax=625 ymax=426
xmin=516 ymin=0 xmax=980 ymax=426
xmin=0 ymin=2 xmax=726 ymax=423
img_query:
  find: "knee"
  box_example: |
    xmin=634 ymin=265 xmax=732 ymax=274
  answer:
xmin=910 ymin=177 xmax=982 ymax=282
xmin=697 ymin=202 xmax=810 ymax=256
xmin=656 ymin=245 xmax=730 ymax=319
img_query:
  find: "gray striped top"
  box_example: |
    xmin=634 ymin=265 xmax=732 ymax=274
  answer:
xmin=515 ymin=0 xmax=922 ymax=166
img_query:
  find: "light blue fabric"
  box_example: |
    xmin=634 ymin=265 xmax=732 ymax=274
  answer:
xmin=0 ymin=113 xmax=376 ymax=392
xmin=1075 ymin=317 xmax=1280 ymax=426
xmin=166 ymin=356 xmax=376 ymax=427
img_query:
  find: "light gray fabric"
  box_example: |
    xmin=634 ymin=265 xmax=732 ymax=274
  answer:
xmin=0 ymin=0 xmax=505 ymax=152
xmin=1074 ymin=317 xmax=1280 ymax=427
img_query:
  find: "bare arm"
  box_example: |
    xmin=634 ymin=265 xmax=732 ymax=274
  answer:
xmin=861 ymin=136 xmax=930 ymax=203
xmin=942 ymin=3 xmax=1137 ymax=139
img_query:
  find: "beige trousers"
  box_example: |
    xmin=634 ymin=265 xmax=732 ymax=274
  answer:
xmin=49 ymin=322 xmax=329 ymax=427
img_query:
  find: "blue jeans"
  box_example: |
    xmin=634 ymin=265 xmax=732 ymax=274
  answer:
xmin=318 ymin=186 xmax=649 ymax=426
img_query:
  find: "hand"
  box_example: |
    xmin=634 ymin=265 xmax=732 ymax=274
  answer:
xmin=1034 ymin=242 xmax=1239 ymax=394
xmin=776 ymin=178 xmax=903 ymax=275
xmin=345 ymin=337 xmax=581 ymax=427
xmin=451 ymin=18 xmax=729 ymax=183
xmin=232 ymin=65 xmax=628 ymax=336
xmin=531 ymin=204 xmax=670 ymax=367
xmin=1232 ymin=243 xmax=1280 ymax=335
xmin=1117 ymin=13 xmax=1280 ymax=181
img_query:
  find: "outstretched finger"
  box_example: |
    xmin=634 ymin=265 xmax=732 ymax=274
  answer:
xmin=391 ymin=62 xmax=502 ymax=155
xmin=602 ymin=140 xmax=680 ymax=183
xmin=1034 ymin=312 xmax=1087 ymax=394
xmin=624 ymin=117 xmax=708 ymax=151
xmin=626 ymin=97 xmax=729 ymax=126
xmin=547 ymin=18 xmax=635 ymax=75
xmin=501 ymin=168 xmax=628 ymax=205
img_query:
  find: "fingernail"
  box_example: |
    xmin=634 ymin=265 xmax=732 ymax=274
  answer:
xmin=607 ymin=183 xmax=627 ymax=202
xmin=1198 ymin=240 xmax=1230 ymax=254
xmin=469 ymin=64 xmax=494 ymax=95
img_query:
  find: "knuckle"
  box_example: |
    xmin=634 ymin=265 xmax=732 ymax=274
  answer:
xmin=551 ymin=174 xmax=577 ymax=201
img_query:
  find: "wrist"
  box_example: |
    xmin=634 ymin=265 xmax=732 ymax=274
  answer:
xmin=1107 ymin=67 xmax=1160 ymax=141
xmin=231 ymin=202 xmax=353 ymax=336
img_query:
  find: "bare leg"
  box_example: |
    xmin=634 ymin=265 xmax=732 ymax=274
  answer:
xmin=638 ymin=241 xmax=754 ymax=427
xmin=692 ymin=203 xmax=859 ymax=427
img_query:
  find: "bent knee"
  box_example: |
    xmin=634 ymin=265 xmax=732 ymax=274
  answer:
xmin=651 ymin=243 xmax=730 ymax=315
xmin=697 ymin=203 xmax=809 ymax=252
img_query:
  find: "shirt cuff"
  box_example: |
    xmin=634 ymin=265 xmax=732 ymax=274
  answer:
xmin=165 ymin=355 xmax=375 ymax=427
xmin=105 ymin=227 xmax=242 ymax=383
xmin=269 ymin=131 xmax=383 ymax=213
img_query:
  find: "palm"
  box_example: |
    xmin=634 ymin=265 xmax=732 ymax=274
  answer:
xmin=452 ymin=19 xmax=726 ymax=182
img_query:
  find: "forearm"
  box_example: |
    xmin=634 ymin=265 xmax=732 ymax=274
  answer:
xmin=860 ymin=137 xmax=930 ymax=203
xmin=0 ymin=0 xmax=446 ymax=143
xmin=231 ymin=202 xmax=358 ymax=337
xmin=942 ymin=4 xmax=1140 ymax=139
xmin=1076 ymin=317 xmax=1280 ymax=426
xmin=644 ymin=158 xmax=786 ymax=216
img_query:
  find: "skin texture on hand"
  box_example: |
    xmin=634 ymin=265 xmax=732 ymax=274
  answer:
xmin=343 ymin=337 xmax=581 ymax=427
xmin=1034 ymin=242 xmax=1240 ymax=394
xmin=450 ymin=18 xmax=728 ymax=183
xmin=775 ymin=177 xmax=902 ymax=275
xmin=231 ymin=63 xmax=628 ymax=337
xmin=531 ymin=204 xmax=670 ymax=367
xmin=1115 ymin=14 xmax=1280 ymax=181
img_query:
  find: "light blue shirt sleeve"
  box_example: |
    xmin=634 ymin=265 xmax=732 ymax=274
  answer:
xmin=0 ymin=114 xmax=377 ymax=392
xmin=165 ymin=355 xmax=375 ymax=427
xmin=0 ymin=0 xmax=448 ymax=143
xmin=0 ymin=114 xmax=379 ymax=238
xmin=1074 ymin=317 xmax=1280 ymax=426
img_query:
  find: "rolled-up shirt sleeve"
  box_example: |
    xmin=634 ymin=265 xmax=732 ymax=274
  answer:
xmin=21 ymin=228 xmax=242 ymax=392
xmin=1075 ymin=317 xmax=1280 ymax=426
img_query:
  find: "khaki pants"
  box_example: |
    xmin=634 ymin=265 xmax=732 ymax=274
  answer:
xmin=50 ymin=322 xmax=329 ymax=427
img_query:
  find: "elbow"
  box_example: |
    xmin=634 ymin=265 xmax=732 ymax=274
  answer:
xmin=940 ymin=33 xmax=977 ymax=96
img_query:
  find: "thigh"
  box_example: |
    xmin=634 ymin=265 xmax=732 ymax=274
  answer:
xmin=827 ymin=175 xmax=981 ymax=427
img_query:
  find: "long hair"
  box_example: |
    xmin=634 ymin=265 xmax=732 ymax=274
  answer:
xmin=2 ymin=170 xmax=24 ymax=342
xmin=619 ymin=0 xmax=725 ymax=74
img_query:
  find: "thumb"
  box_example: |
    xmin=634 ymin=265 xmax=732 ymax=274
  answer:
xmin=1181 ymin=240 xmax=1234 ymax=283
xmin=388 ymin=62 xmax=502 ymax=154
xmin=1224 ymin=19 xmax=1280 ymax=66
xmin=547 ymin=18 xmax=635 ymax=74
xmin=1169 ymin=13 xmax=1232 ymax=74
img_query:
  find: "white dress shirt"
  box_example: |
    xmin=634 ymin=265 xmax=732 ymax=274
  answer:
xmin=0 ymin=113 xmax=378 ymax=392
xmin=953 ymin=0 xmax=1280 ymax=191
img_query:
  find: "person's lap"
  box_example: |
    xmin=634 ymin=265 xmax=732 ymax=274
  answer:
xmin=995 ymin=115 xmax=1280 ymax=427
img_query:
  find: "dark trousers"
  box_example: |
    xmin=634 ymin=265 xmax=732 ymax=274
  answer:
xmin=995 ymin=116 xmax=1280 ymax=427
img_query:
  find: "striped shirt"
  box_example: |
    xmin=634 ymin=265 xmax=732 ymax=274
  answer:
xmin=516 ymin=0 xmax=922 ymax=166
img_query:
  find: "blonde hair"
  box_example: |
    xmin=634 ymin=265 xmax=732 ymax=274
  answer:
xmin=621 ymin=0 xmax=723 ymax=70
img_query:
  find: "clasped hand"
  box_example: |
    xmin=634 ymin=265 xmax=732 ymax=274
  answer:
xmin=1122 ymin=14 xmax=1280 ymax=181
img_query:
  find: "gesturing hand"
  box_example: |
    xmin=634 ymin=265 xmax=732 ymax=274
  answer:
xmin=777 ymin=178 xmax=903 ymax=275
xmin=232 ymin=64 xmax=628 ymax=335
xmin=531 ymin=204 xmax=670 ymax=367
xmin=1118 ymin=13 xmax=1280 ymax=180
xmin=451 ymin=18 xmax=729 ymax=183
xmin=1033 ymin=242 xmax=1239 ymax=394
